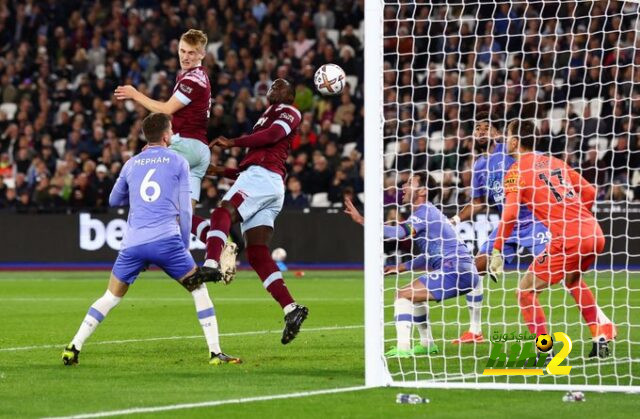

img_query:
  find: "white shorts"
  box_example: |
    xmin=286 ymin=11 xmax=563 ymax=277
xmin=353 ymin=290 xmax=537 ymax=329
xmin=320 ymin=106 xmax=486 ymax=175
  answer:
xmin=223 ymin=166 xmax=285 ymax=234
xmin=169 ymin=134 xmax=211 ymax=202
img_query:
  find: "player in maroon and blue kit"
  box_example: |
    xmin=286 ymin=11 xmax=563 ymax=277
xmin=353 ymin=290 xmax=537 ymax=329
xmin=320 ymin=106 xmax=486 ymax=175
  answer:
xmin=115 ymin=29 xmax=212 ymax=207
xmin=192 ymin=79 xmax=309 ymax=344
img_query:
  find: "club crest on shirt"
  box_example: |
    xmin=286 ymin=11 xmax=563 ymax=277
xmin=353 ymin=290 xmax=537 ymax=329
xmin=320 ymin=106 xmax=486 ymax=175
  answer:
xmin=490 ymin=179 xmax=504 ymax=202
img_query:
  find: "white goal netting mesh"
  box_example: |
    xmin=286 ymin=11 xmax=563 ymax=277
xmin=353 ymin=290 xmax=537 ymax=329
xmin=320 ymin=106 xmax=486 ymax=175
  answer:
xmin=377 ymin=0 xmax=640 ymax=390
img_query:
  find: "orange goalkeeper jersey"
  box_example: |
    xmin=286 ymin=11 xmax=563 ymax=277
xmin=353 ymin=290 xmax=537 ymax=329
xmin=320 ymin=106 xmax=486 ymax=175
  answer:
xmin=493 ymin=152 xmax=598 ymax=250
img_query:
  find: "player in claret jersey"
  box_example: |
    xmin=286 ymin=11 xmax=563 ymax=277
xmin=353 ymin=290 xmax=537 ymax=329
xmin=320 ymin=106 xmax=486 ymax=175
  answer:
xmin=490 ymin=120 xmax=616 ymax=358
xmin=192 ymin=79 xmax=308 ymax=344
xmin=115 ymin=29 xmax=212 ymax=207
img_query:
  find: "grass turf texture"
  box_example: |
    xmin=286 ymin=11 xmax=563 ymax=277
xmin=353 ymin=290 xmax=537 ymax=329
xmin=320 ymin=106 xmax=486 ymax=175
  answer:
xmin=0 ymin=270 xmax=637 ymax=418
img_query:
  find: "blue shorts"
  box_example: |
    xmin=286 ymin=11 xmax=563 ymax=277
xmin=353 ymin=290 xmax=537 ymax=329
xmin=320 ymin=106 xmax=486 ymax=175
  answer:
xmin=418 ymin=258 xmax=480 ymax=302
xmin=479 ymin=222 xmax=550 ymax=262
xmin=112 ymin=235 xmax=195 ymax=284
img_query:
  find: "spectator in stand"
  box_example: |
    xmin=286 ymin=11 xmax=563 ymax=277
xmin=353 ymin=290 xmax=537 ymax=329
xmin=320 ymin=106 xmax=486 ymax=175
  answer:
xmin=307 ymin=154 xmax=333 ymax=195
xmin=284 ymin=175 xmax=309 ymax=209
xmin=93 ymin=164 xmax=114 ymax=208
xmin=328 ymin=169 xmax=350 ymax=204
xmin=292 ymin=120 xmax=317 ymax=152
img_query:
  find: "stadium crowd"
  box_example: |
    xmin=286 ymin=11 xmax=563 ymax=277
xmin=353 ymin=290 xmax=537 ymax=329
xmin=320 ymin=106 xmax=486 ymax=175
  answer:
xmin=384 ymin=0 xmax=640 ymax=210
xmin=3 ymin=1 xmax=640 ymax=215
xmin=0 ymin=0 xmax=364 ymax=212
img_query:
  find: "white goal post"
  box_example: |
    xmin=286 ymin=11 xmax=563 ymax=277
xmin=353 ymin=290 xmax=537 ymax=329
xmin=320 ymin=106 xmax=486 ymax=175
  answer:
xmin=364 ymin=0 xmax=640 ymax=393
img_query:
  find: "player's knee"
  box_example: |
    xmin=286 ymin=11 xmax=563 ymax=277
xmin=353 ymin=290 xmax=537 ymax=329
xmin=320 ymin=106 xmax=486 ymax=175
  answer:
xmin=220 ymin=200 xmax=241 ymax=223
xmin=396 ymin=288 xmax=413 ymax=301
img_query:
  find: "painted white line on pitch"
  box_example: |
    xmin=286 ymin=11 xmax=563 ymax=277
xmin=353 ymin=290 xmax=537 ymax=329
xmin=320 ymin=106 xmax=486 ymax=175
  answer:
xmin=0 ymin=297 xmax=363 ymax=302
xmin=42 ymin=385 xmax=370 ymax=419
xmin=0 ymin=325 xmax=364 ymax=352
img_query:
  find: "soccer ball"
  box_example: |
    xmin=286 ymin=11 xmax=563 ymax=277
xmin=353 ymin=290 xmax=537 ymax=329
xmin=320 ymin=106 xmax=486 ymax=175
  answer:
xmin=536 ymin=334 xmax=554 ymax=352
xmin=314 ymin=64 xmax=346 ymax=96
xmin=271 ymin=247 xmax=287 ymax=262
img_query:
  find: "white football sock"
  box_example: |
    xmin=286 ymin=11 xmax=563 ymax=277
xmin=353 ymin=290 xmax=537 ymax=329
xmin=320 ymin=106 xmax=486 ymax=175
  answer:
xmin=283 ymin=303 xmax=297 ymax=315
xmin=394 ymin=298 xmax=413 ymax=351
xmin=203 ymin=259 xmax=219 ymax=269
xmin=412 ymin=302 xmax=434 ymax=347
xmin=71 ymin=290 xmax=122 ymax=350
xmin=466 ymin=278 xmax=483 ymax=335
xmin=192 ymin=284 xmax=222 ymax=354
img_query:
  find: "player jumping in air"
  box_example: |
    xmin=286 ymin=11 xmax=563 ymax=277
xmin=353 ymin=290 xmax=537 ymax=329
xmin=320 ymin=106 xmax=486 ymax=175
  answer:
xmin=490 ymin=120 xmax=616 ymax=358
xmin=191 ymin=79 xmax=309 ymax=344
xmin=450 ymin=112 xmax=550 ymax=344
xmin=344 ymin=173 xmax=480 ymax=357
xmin=62 ymin=113 xmax=241 ymax=366
xmin=114 ymin=29 xmax=212 ymax=208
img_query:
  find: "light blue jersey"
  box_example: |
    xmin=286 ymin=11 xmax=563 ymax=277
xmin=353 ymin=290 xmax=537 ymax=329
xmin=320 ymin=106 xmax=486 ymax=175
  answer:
xmin=109 ymin=146 xmax=192 ymax=250
xmin=385 ymin=202 xmax=479 ymax=301
xmin=472 ymin=142 xmax=550 ymax=260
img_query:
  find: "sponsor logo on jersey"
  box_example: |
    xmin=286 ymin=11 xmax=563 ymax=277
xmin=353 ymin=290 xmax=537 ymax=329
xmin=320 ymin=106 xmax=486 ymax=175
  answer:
xmin=279 ymin=112 xmax=294 ymax=123
xmin=179 ymin=83 xmax=193 ymax=94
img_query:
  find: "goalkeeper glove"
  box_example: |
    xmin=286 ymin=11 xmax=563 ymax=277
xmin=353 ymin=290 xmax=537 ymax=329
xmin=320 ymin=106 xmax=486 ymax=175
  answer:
xmin=450 ymin=215 xmax=461 ymax=226
xmin=488 ymin=249 xmax=504 ymax=282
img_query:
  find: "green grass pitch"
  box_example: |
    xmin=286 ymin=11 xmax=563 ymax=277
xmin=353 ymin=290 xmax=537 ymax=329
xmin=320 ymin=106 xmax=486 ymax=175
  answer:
xmin=0 ymin=270 xmax=639 ymax=418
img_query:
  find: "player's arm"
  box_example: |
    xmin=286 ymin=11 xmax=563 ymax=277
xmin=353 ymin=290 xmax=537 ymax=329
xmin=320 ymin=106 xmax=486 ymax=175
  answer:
xmin=109 ymin=162 xmax=130 ymax=207
xmin=206 ymin=164 xmax=240 ymax=180
xmin=212 ymin=110 xmax=298 ymax=149
xmin=452 ymin=197 xmax=485 ymax=225
xmin=177 ymin=159 xmax=193 ymax=249
xmin=489 ymin=169 xmax=522 ymax=277
xmin=452 ymin=158 xmax=487 ymax=225
xmin=212 ymin=124 xmax=288 ymax=149
xmin=114 ymin=85 xmax=186 ymax=115
xmin=568 ymin=166 xmax=596 ymax=210
xmin=492 ymin=189 xmax=520 ymax=252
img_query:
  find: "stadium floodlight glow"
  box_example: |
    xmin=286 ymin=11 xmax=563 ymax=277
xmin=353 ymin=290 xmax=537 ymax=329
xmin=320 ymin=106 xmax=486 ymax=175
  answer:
xmin=365 ymin=0 xmax=640 ymax=393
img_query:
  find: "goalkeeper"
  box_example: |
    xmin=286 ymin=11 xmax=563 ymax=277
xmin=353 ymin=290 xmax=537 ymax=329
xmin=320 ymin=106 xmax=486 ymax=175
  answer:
xmin=450 ymin=112 xmax=550 ymax=344
xmin=489 ymin=120 xmax=616 ymax=359
xmin=345 ymin=172 xmax=480 ymax=357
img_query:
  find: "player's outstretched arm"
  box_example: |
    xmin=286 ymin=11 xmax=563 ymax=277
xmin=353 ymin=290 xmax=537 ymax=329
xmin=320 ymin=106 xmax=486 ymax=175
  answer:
xmin=344 ymin=197 xmax=364 ymax=225
xmin=206 ymin=164 xmax=239 ymax=180
xmin=215 ymin=123 xmax=288 ymax=149
xmin=452 ymin=197 xmax=485 ymax=225
xmin=114 ymin=85 xmax=185 ymax=115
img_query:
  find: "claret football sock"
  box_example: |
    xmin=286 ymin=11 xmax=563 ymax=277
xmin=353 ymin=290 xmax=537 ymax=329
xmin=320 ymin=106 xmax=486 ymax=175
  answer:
xmin=192 ymin=215 xmax=210 ymax=244
xmin=246 ymin=244 xmax=295 ymax=308
xmin=206 ymin=207 xmax=232 ymax=263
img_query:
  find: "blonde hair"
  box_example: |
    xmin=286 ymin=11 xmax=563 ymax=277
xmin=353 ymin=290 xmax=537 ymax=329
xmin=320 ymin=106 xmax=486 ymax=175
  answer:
xmin=180 ymin=29 xmax=208 ymax=51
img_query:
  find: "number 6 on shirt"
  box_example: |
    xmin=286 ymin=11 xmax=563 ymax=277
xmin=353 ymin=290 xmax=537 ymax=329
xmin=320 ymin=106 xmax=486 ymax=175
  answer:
xmin=140 ymin=169 xmax=161 ymax=202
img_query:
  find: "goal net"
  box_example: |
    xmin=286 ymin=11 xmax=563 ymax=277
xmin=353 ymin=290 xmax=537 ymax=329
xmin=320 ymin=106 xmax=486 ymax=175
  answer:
xmin=364 ymin=0 xmax=640 ymax=392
